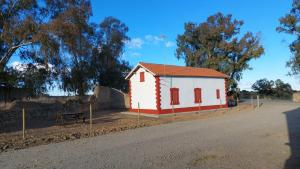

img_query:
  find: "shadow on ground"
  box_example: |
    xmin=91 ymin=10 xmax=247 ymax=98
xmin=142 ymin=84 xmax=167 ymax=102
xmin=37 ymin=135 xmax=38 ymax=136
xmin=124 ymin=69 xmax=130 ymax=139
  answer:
xmin=284 ymin=108 xmax=300 ymax=169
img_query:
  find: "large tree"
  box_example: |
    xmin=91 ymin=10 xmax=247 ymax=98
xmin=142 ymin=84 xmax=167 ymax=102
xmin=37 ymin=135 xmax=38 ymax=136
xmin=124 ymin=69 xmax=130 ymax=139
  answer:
xmin=176 ymin=13 xmax=264 ymax=91
xmin=91 ymin=17 xmax=131 ymax=91
xmin=1 ymin=0 xmax=95 ymax=95
xmin=0 ymin=0 xmax=60 ymax=72
xmin=252 ymin=78 xmax=293 ymax=99
xmin=277 ymin=0 xmax=300 ymax=74
xmin=51 ymin=0 xmax=95 ymax=96
xmin=252 ymin=78 xmax=275 ymax=96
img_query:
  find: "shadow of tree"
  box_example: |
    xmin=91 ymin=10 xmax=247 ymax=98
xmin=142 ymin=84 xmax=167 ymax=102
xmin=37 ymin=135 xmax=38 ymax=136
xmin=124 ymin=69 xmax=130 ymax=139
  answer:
xmin=284 ymin=107 xmax=300 ymax=169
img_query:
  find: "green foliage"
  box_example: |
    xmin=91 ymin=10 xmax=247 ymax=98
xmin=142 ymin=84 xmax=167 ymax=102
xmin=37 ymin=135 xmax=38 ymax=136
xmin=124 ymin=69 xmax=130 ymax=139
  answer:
xmin=252 ymin=78 xmax=275 ymax=96
xmin=0 ymin=63 xmax=52 ymax=96
xmin=277 ymin=0 xmax=300 ymax=75
xmin=252 ymin=78 xmax=293 ymax=99
xmin=0 ymin=0 xmax=61 ymax=71
xmin=176 ymin=12 xmax=264 ymax=91
xmin=17 ymin=63 xmax=52 ymax=96
xmin=61 ymin=60 xmax=93 ymax=96
xmin=90 ymin=17 xmax=131 ymax=92
xmin=0 ymin=1 xmax=135 ymax=96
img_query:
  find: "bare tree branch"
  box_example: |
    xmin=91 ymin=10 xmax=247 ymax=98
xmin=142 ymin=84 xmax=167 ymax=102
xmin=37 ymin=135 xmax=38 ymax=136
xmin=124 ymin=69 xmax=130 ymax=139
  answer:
xmin=0 ymin=41 xmax=33 ymax=70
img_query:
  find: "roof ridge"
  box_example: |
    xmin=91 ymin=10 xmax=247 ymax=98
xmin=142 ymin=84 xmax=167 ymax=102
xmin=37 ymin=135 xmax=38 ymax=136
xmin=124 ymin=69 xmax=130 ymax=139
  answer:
xmin=140 ymin=62 xmax=220 ymax=71
xmin=124 ymin=62 xmax=229 ymax=79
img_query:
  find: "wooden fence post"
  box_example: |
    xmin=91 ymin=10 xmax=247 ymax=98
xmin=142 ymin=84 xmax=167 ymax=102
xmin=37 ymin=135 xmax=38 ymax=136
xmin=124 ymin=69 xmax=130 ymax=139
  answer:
xmin=22 ymin=106 xmax=25 ymax=140
xmin=89 ymin=103 xmax=92 ymax=131
xmin=257 ymin=95 xmax=260 ymax=109
xmin=236 ymin=97 xmax=239 ymax=111
xmin=88 ymin=95 xmax=96 ymax=135
xmin=251 ymin=96 xmax=254 ymax=109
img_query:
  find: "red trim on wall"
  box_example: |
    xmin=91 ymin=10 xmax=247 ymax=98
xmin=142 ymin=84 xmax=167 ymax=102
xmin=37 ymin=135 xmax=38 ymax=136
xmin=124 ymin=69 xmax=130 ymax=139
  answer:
xmin=140 ymin=72 xmax=145 ymax=82
xmin=155 ymin=76 xmax=161 ymax=111
xmin=224 ymin=78 xmax=228 ymax=108
xmin=194 ymin=88 xmax=202 ymax=103
xmin=130 ymin=104 xmax=227 ymax=115
xmin=130 ymin=108 xmax=160 ymax=114
xmin=129 ymin=80 xmax=132 ymax=109
xmin=159 ymin=104 xmax=227 ymax=114
xmin=170 ymin=88 xmax=180 ymax=105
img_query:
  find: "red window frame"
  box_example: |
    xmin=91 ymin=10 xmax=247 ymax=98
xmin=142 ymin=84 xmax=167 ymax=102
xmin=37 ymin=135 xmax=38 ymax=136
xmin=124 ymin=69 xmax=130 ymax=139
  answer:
xmin=216 ymin=89 xmax=220 ymax=99
xmin=140 ymin=72 xmax=145 ymax=82
xmin=194 ymin=88 xmax=202 ymax=103
xmin=170 ymin=88 xmax=179 ymax=105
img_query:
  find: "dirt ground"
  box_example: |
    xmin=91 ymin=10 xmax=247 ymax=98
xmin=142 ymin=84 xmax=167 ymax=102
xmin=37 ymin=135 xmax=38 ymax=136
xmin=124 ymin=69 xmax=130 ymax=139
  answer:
xmin=0 ymin=104 xmax=253 ymax=153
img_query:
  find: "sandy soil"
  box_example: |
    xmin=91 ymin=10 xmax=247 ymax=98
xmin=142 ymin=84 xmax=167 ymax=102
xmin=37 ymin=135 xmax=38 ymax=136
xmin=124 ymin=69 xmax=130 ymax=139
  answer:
xmin=0 ymin=101 xmax=299 ymax=169
xmin=0 ymin=104 xmax=252 ymax=152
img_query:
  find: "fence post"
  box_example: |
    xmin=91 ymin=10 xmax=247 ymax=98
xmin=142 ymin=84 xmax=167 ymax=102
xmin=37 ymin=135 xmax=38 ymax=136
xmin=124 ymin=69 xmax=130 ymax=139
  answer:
xmin=257 ymin=95 xmax=260 ymax=109
xmin=251 ymin=96 xmax=254 ymax=109
xmin=219 ymin=98 xmax=222 ymax=109
xmin=88 ymin=95 xmax=96 ymax=135
xmin=236 ymin=97 xmax=239 ymax=111
xmin=22 ymin=106 xmax=25 ymax=140
xmin=89 ymin=103 xmax=92 ymax=131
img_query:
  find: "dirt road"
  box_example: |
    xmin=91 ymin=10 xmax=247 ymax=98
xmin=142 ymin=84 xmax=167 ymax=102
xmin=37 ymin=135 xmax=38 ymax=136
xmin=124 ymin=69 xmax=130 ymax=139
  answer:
xmin=0 ymin=101 xmax=299 ymax=169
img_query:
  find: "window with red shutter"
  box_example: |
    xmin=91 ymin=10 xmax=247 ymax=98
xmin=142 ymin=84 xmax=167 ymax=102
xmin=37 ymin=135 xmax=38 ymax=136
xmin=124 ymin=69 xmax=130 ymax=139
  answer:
xmin=170 ymin=88 xmax=179 ymax=105
xmin=140 ymin=72 xmax=145 ymax=82
xmin=216 ymin=89 xmax=220 ymax=99
xmin=194 ymin=88 xmax=202 ymax=103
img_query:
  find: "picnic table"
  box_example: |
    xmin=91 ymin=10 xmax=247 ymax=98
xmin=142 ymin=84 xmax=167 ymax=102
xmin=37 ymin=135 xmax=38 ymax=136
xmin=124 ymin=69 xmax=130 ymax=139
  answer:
xmin=56 ymin=99 xmax=87 ymax=124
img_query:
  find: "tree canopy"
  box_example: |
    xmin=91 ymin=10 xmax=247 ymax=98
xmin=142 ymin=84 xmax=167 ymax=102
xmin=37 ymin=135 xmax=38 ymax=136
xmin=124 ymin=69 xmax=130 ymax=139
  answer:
xmin=252 ymin=78 xmax=293 ymax=99
xmin=277 ymin=0 xmax=300 ymax=75
xmin=0 ymin=0 xmax=131 ymax=96
xmin=176 ymin=12 xmax=264 ymax=91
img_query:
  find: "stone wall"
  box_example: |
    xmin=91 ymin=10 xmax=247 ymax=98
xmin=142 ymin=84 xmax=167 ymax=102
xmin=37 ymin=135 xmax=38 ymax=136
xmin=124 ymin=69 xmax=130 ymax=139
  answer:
xmin=293 ymin=92 xmax=300 ymax=102
xmin=0 ymin=87 xmax=31 ymax=101
xmin=93 ymin=86 xmax=129 ymax=110
xmin=0 ymin=100 xmax=64 ymax=133
xmin=0 ymin=86 xmax=129 ymax=133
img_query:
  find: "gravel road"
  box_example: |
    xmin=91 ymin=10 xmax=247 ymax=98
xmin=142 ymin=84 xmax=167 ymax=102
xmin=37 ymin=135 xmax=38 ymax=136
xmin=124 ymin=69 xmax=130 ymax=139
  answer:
xmin=1 ymin=101 xmax=300 ymax=169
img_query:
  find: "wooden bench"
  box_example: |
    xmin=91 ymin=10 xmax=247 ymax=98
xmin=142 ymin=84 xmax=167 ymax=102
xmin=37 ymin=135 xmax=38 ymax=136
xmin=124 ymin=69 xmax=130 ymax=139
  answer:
xmin=56 ymin=99 xmax=87 ymax=124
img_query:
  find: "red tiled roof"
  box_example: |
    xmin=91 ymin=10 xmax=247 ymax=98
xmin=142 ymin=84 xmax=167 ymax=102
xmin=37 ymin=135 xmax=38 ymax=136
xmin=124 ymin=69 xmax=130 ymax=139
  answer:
xmin=126 ymin=62 xmax=228 ymax=79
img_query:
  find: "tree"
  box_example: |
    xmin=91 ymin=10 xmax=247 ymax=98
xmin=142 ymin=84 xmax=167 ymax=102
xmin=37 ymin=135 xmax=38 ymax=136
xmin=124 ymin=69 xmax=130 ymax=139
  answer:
xmin=52 ymin=0 xmax=95 ymax=96
xmin=1 ymin=0 xmax=96 ymax=96
xmin=273 ymin=79 xmax=293 ymax=99
xmin=0 ymin=0 xmax=61 ymax=72
xmin=252 ymin=78 xmax=293 ymax=99
xmin=277 ymin=0 xmax=300 ymax=75
xmin=91 ymin=17 xmax=131 ymax=91
xmin=176 ymin=13 xmax=264 ymax=91
xmin=252 ymin=78 xmax=275 ymax=96
xmin=17 ymin=63 xmax=52 ymax=96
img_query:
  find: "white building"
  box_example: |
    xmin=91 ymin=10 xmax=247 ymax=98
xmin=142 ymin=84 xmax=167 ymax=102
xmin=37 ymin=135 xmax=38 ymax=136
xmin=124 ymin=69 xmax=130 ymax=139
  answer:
xmin=125 ymin=62 xmax=228 ymax=115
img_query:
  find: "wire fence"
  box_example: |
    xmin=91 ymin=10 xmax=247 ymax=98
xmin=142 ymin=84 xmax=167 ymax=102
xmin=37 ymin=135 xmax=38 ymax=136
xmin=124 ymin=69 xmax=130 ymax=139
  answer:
xmin=0 ymin=95 xmax=264 ymax=142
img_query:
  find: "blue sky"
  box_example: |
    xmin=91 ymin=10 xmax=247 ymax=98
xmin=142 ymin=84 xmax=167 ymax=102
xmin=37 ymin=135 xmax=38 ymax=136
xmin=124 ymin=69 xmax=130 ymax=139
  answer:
xmin=8 ymin=0 xmax=300 ymax=95
xmin=90 ymin=0 xmax=299 ymax=91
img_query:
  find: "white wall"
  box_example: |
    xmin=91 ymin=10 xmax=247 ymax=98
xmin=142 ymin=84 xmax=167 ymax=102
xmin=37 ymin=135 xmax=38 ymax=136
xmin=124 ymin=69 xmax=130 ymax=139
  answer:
xmin=130 ymin=67 xmax=156 ymax=109
xmin=160 ymin=76 xmax=226 ymax=109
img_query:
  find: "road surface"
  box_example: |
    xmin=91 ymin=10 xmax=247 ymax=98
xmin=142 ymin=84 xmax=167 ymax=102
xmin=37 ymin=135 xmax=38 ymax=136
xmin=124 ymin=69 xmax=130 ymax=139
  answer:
xmin=1 ymin=101 xmax=300 ymax=169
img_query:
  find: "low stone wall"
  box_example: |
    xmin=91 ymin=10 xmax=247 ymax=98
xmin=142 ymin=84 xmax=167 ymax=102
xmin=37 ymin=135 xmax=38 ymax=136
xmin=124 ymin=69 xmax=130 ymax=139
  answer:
xmin=93 ymin=86 xmax=129 ymax=110
xmin=0 ymin=86 xmax=129 ymax=133
xmin=0 ymin=100 xmax=63 ymax=133
xmin=293 ymin=92 xmax=300 ymax=102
